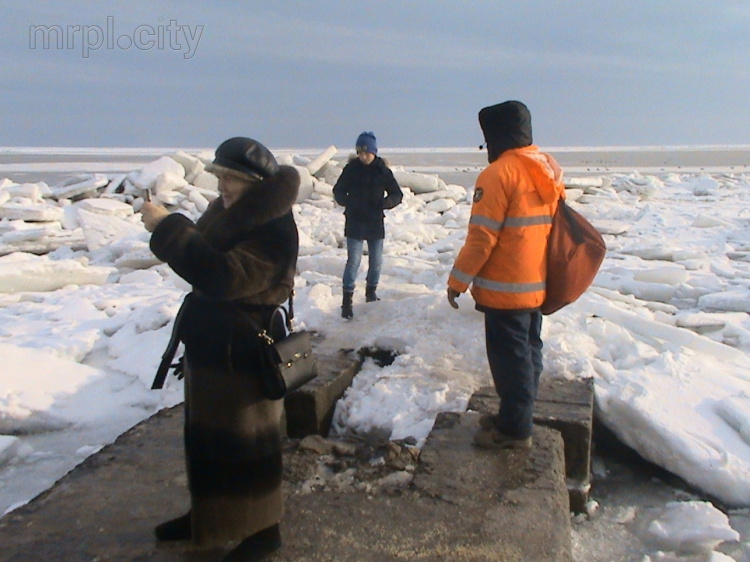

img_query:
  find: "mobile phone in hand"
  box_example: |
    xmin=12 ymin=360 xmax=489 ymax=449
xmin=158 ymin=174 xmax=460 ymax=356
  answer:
xmin=145 ymin=188 xmax=152 ymax=202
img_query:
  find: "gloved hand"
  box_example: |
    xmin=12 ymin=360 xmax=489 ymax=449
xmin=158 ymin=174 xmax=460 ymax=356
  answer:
xmin=171 ymin=356 xmax=185 ymax=380
xmin=447 ymin=288 xmax=461 ymax=309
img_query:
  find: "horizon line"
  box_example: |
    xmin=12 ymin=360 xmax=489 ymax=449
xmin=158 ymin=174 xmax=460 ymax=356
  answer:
xmin=2 ymin=144 xmax=750 ymax=155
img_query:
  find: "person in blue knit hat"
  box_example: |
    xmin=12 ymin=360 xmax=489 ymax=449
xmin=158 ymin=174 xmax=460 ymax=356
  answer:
xmin=355 ymin=131 xmax=378 ymax=155
xmin=333 ymin=131 xmax=403 ymax=319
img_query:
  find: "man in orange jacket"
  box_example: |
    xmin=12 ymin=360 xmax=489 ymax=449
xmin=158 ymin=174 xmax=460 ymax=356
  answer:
xmin=447 ymin=100 xmax=564 ymax=449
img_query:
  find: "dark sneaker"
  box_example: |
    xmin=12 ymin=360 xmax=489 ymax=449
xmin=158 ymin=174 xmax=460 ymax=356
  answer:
xmin=472 ymin=429 xmax=532 ymax=450
xmin=154 ymin=512 xmax=191 ymax=541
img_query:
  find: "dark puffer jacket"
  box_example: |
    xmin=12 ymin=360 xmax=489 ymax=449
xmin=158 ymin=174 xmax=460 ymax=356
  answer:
xmin=333 ymin=156 xmax=403 ymax=240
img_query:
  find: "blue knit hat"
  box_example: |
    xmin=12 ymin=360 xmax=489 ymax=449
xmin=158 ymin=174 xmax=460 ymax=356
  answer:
xmin=355 ymin=131 xmax=377 ymax=155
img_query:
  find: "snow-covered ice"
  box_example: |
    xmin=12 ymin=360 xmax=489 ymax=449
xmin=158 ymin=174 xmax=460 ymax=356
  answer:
xmin=1 ymin=146 xmax=749 ymax=559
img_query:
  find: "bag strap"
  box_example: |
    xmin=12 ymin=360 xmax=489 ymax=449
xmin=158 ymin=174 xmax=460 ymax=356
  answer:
xmin=237 ymin=289 xmax=298 ymax=348
xmin=557 ymin=199 xmax=585 ymax=245
xmin=151 ymin=293 xmax=193 ymax=390
xmin=257 ymin=290 xmax=296 ymax=345
xmin=287 ymin=290 xmax=295 ymax=328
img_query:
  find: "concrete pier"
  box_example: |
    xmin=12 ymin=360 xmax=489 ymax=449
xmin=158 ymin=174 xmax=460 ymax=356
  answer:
xmin=0 ymin=355 xmax=587 ymax=561
xmin=468 ymin=378 xmax=595 ymax=512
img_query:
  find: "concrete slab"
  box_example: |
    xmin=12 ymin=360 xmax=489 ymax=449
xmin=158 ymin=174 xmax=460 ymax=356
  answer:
xmin=0 ymin=405 xmax=199 ymax=561
xmin=413 ymin=412 xmax=572 ymax=561
xmin=284 ymin=351 xmax=361 ymax=438
xmin=0 ymin=408 xmax=572 ymax=561
xmin=278 ymin=416 xmax=572 ymax=561
xmin=467 ymin=377 xmax=594 ymax=512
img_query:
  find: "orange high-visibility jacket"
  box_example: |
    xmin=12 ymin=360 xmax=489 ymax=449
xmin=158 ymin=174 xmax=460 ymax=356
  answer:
xmin=448 ymin=145 xmax=565 ymax=310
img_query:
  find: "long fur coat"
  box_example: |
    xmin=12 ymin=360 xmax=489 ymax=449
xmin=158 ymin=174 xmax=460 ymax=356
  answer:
xmin=149 ymin=165 xmax=299 ymax=546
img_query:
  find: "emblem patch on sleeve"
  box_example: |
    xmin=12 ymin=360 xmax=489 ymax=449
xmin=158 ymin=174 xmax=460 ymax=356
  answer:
xmin=473 ymin=187 xmax=484 ymax=203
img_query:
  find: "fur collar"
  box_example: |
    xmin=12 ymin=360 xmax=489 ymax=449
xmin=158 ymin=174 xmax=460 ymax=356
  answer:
xmin=197 ymin=165 xmax=299 ymax=243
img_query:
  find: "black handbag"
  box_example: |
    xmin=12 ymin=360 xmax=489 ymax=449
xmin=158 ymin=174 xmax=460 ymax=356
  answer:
xmin=256 ymin=299 xmax=317 ymax=400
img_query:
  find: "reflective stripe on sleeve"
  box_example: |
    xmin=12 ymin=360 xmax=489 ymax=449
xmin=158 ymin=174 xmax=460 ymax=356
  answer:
xmin=469 ymin=215 xmax=503 ymax=230
xmin=450 ymin=267 xmax=474 ymax=285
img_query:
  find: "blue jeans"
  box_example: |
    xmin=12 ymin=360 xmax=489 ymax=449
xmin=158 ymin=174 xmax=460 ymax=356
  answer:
xmin=342 ymin=237 xmax=383 ymax=292
xmin=484 ymin=309 xmax=543 ymax=439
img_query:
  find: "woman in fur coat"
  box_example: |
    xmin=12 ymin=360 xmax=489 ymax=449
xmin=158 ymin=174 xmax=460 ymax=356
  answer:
xmin=141 ymin=137 xmax=299 ymax=560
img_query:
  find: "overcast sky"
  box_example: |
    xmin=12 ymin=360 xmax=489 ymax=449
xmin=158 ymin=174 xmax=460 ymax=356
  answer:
xmin=2 ymin=1 xmax=748 ymax=150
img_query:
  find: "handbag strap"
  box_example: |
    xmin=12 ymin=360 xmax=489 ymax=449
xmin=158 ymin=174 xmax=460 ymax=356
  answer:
xmin=243 ymin=290 xmax=297 ymax=346
xmin=151 ymin=293 xmax=193 ymax=390
xmin=287 ymin=290 xmax=295 ymax=329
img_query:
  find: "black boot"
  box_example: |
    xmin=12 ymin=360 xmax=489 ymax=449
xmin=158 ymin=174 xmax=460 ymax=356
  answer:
xmin=341 ymin=291 xmax=353 ymax=319
xmin=222 ymin=523 xmax=282 ymax=561
xmin=365 ymin=285 xmax=379 ymax=302
xmin=154 ymin=511 xmax=191 ymax=541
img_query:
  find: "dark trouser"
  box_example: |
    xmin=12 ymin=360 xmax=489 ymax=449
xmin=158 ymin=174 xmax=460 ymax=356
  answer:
xmin=484 ymin=309 xmax=543 ymax=439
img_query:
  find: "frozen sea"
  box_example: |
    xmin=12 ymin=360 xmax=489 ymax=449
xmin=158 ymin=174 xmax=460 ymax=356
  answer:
xmin=1 ymin=144 xmax=750 ymax=561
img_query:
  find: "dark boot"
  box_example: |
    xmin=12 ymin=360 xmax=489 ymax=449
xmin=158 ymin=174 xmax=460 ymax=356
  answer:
xmin=154 ymin=511 xmax=191 ymax=541
xmin=365 ymin=285 xmax=379 ymax=302
xmin=341 ymin=291 xmax=354 ymax=319
xmin=222 ymin=523 xmax=282 ymax=561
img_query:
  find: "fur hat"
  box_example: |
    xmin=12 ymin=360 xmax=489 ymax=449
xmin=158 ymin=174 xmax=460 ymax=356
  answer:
xmin=355 ymin=131 xmax=378 ymax=155
xmin=478 ymin=101 xmax=533 ymax=161
xmin=205 ymin=137 xmax=279 ymax=181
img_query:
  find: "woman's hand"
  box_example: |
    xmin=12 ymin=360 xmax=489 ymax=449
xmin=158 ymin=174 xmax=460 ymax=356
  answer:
xmin=141 ymin=201 xmax=170 ymax=232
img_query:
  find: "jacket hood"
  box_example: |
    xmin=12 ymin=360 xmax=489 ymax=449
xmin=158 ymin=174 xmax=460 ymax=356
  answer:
xmin=514 ymin=146 xmax=565 ymax=205
xmin=479 ymin=101 xmax=533 ymax=162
